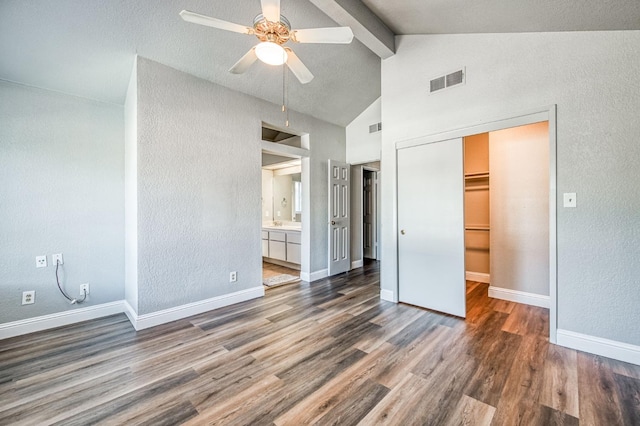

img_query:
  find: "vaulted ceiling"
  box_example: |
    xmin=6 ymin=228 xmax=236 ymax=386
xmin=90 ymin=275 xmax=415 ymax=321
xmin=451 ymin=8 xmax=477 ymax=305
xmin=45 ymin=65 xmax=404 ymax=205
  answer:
xmin=2 ymin=1 xmax=639 ymax=127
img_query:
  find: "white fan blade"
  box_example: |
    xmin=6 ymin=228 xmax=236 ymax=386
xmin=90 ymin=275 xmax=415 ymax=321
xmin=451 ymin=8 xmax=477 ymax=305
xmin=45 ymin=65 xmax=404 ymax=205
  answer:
xmin=292 ymin=27 xmax=353 ymax=44
xmin=284 ymin=48 xmax=314 ymax=84
xmin=229 ymin=47 xmax=258 ymax=74
xmin=180 ymin=10 xmax=253 ymax=35
xmin=261 ymin=0 xmax=281 ymax=22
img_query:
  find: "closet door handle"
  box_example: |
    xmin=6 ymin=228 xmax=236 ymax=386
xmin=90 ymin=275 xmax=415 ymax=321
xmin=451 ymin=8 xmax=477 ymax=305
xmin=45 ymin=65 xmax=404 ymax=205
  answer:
xmin=400 ymin=229 xmax=405 ymax=235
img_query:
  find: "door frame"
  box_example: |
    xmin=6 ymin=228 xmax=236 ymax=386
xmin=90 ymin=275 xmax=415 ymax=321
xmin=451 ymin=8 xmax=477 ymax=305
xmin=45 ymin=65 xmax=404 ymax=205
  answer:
xmin=393 ymin=105 xmax=558 ymax=343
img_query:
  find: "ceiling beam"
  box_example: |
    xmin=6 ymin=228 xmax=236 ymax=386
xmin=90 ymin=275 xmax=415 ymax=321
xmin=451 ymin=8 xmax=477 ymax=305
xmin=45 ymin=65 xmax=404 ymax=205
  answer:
xmin=309 ymin=0 xmax=395 ymax=59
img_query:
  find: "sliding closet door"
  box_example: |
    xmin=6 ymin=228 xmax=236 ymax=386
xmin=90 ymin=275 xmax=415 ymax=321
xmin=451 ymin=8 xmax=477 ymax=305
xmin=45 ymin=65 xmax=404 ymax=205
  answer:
xmin=397 ymin=138 xmax=466 ymax=317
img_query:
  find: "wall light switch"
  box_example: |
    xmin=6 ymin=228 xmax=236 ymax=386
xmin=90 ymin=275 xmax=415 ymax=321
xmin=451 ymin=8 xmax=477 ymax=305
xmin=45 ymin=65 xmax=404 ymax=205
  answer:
xmin=563 ymin=193 xmax=577 ymax=208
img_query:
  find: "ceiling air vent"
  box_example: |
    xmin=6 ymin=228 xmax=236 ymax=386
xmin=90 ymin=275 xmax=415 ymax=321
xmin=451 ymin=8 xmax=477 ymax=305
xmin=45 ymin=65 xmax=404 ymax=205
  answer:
xmin=369 ymin=122 xmax=382 ymax=133
xmin=430 ymin=68 xmax=466 ymax=94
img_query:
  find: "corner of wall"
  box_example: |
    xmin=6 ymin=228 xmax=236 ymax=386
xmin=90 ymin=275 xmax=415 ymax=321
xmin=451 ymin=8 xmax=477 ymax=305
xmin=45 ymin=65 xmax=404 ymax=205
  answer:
xmin=124 ymin=56 xmax=139 ymax=314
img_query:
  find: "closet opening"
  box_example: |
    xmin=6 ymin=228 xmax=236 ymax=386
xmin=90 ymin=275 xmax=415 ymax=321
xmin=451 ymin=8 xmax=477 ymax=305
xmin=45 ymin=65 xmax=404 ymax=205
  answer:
xmin=464 ymin=122 xmax=550 ymax=333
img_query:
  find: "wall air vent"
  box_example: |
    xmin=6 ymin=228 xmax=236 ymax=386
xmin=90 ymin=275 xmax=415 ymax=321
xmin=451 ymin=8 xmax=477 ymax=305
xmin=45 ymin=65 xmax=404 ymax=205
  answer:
xmin=369 ymin=122 xmax=382 ymax=133
xmin=430 ymin=76 xmax=446 ymax=93
xmin=430 ymin=68 xmax=466 ymax=94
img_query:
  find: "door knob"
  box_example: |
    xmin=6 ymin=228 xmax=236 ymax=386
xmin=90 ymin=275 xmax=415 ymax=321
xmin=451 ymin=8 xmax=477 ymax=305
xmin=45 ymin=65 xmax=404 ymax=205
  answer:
xmin=400 ymin=229 xmax=405 ymax=235
xmin=331 ymin=220 xmax=336 ymax=225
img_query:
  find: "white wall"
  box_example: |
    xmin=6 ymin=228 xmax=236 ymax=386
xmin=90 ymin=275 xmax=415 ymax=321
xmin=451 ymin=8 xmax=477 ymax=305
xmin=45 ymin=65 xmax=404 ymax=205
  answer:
xmin=0 ymin=81 xmax=124 ymax=323
xmin=490 ymin=122 xmax=549 ymax=296
xmin=134 ymin=57 xmax=346 ymax=315
xmin=381 ymin=31 xmax=640 ymax=346
xmin=346 ymin=97 xmax=381 ymax=164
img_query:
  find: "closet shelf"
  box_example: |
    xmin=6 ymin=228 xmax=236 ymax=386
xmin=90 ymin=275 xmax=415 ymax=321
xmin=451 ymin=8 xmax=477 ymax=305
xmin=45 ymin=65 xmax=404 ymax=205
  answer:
xmin=465 ymin=185 xmax=489 ymax=191
xmin=464 ymin=171 xmax=490 ymax=180
xmin=465 ymin=226 xmax=490 ymax=231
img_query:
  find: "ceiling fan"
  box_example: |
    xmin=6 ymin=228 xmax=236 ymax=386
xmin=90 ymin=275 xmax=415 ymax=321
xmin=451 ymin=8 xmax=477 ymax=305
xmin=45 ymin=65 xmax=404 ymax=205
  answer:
xmin=180 ymin=0 xmax=354 ymax=84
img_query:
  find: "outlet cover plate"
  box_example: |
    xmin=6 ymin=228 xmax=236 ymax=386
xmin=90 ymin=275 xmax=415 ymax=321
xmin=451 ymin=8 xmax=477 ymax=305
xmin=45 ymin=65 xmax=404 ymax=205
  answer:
xmin=52 ymin=253 xmax=63 ymax=265
xmin=36 ymin=256 xmax=47 ymax=268
xmin=22 ymin=290 xmax=35 ymax=305
xmin=229 ymin=271 xmax=237 ymax=283
xmin=80 ymin=283 xmax=90 ymax=295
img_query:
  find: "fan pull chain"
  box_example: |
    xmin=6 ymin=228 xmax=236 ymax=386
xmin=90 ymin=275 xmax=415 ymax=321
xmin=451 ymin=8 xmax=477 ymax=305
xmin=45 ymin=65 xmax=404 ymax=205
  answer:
xmin=282 ymin=51 xmax=289 ymax=127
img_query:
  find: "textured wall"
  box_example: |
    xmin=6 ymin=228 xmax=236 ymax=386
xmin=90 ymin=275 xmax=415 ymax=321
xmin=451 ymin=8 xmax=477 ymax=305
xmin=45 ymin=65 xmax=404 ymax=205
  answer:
xmin=346 ymin=97 xmax=382 ymax=164
xmin=0 ymin=81 xmax=124 ymax=322
xmin=490 ymin=122 xmax=549 ymax=296
xmin=381 ymin=31 xmax=640 ymax=345
xmin=135 ymin=58 xmax=345 ymax=314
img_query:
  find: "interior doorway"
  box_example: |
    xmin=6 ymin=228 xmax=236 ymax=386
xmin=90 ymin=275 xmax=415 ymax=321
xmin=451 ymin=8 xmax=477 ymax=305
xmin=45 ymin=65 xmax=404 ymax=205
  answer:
xmin=260 ymin=123 xmax=310 ymax=288
xmin=362 ymin=168 xmax=378 ymax=260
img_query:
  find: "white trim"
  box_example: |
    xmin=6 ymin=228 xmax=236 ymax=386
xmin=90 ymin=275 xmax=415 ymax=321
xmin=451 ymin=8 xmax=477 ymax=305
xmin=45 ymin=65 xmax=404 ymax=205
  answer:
xmin=557 ymin=329 xmax=640 ymax=366
xmin=0 ymin=301 xmax=125 ymax=340
xmin=351 ymin=259 xmax=364 ymax=269
xmin=488 ymin=286 xmax=550 ymax=309
xmin=300 ymin=268 xmax=328 ymax=282
xmin=125 ymin=286 xmax=265 ymax=331
xmin=396 ymin=106 xmax=552 ymax=150
xmin=380 ymin=289 xmax=395 ymax=302
xmin=465 ymin=271 xmax=490 ymax=283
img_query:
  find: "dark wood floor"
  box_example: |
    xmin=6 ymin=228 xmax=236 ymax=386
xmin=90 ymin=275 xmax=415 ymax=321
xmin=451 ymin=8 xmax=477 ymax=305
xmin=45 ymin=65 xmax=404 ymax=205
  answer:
xmin=1 ymin=260 xmax=639 ymax=425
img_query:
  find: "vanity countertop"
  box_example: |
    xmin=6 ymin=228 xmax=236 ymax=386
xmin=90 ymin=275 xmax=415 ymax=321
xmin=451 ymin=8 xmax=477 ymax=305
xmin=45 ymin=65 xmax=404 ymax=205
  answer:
xmin=262 ymin=225 xmax=301 ymax=232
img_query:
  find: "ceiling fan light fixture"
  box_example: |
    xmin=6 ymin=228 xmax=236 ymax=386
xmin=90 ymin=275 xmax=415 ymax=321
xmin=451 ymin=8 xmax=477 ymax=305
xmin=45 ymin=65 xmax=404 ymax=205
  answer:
xmin=255 ymin=41 xmax=288 ymax=65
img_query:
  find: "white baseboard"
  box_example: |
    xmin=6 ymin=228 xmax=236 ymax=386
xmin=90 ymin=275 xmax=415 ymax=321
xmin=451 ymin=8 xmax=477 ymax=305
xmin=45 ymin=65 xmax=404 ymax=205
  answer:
xmin=557 ymin=329 xmax=640 ymax=366
xmin=125 ymin=286 xmax=265 ymax=331
xmin=380 ymin=289 xmax=396 ymax=302
xmin=351 ymin=259 xmax=364 ymax=270
xmin=300 ymin=268 xmax=328 ymax=282
xmin=0 ymin=301 xmax=125 ymax=340
xmin=466 ymin=271 xmax=490 ymax=283
xmin=488 ymin=286 xmax=550 ymax=308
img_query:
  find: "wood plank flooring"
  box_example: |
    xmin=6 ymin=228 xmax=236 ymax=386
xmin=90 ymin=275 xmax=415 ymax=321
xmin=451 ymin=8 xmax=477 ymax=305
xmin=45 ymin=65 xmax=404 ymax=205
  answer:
xmin=1 ymin=260 xmax=639 ymax=425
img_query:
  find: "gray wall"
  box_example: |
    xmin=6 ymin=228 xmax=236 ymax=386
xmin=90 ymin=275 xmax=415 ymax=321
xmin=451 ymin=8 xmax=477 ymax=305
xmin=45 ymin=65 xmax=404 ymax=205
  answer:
xmin=0 ymin=81 xmax=124 ymax=322
xmin=134 ymin=58 xmax=345 ymax=315
xmin=381 ymin=31 xmax=640 ymax=346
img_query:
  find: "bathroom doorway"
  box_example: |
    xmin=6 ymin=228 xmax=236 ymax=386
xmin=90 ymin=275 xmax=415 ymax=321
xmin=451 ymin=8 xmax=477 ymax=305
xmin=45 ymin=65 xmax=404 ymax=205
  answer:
xmin=260 ymin=124 xmax=310 ymax=289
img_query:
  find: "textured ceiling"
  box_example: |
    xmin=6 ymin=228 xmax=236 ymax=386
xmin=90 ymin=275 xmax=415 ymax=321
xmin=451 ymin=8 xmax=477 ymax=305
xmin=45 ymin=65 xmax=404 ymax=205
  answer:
xmin=4 ymin=1 xmax=639 ymax=127
xmin=0 ymin=0 xmax=381 ymax=127
xmin=362 ymin=0 xmax=640 ymax=34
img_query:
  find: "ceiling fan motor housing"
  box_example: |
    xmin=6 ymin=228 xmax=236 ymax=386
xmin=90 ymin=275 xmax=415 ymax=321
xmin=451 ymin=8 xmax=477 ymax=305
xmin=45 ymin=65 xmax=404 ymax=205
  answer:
xmin=253 ymin=14 xmax=292 ymax=45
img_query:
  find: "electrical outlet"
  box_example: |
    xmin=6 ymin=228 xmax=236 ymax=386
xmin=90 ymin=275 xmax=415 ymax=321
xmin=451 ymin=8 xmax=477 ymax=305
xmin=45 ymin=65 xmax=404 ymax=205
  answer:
xmin=36 ymin=255 xmax=47 ymax=268
xmin=52 ymin=253 xmax=63 ymax=265
xmin=22 ymin=290 xmax=35 ymax=305
xmin=80 ymin=283 xmax=90 ymax=295
xmin=229 ymin=271 xmax=237 ymax=283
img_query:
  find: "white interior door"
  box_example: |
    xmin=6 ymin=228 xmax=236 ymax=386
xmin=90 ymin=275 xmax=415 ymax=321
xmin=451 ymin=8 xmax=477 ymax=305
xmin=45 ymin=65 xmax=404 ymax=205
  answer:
xmin=328 ymin=160 xmax=350 ymax=275
xmin=397 ymin=138 xmax=466 ymax=317
xmin=363 ymin=170 xmax=377 ymax=259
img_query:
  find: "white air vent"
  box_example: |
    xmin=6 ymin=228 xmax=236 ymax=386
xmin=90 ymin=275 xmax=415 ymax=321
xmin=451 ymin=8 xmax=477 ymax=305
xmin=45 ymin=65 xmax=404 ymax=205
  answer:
xmin=369 ymin=122 xmax=382 ymax=133
xmin=430 ymin=68 xmax=466 ymax=94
